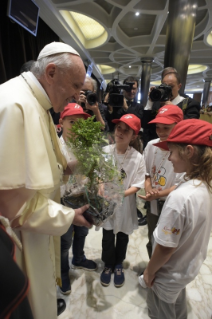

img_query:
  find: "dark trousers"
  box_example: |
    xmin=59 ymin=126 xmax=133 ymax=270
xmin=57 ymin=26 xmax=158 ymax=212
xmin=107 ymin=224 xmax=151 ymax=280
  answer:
xmin=146 ymin=201 xmax=164 ymax=259
xmin=61 ymin=225 xmax=88 ymax=275
xmin=101 ymin=229 xmax=129 ymax=268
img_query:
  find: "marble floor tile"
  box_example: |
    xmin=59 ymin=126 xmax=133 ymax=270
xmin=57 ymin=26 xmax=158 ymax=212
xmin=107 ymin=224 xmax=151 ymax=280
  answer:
xmin=58 ymin=196 xmax=212 ymax=319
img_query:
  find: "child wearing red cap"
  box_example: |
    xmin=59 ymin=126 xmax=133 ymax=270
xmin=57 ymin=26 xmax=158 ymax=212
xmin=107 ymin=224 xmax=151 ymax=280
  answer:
xmin=59 ymin=103 xmax=97 ymax=295
xmin=100 ymin=114 xmax=146 ymax=287
xmin=143 ymin=119 xmax=212 ymax=319
xmin=139 ymin=105 xmax=184 ymax=258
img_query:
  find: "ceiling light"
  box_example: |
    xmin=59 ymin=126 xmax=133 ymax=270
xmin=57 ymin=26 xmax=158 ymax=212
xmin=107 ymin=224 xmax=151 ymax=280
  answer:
xmin=188 ymin=64 xmax=207 ymax=74
xmin=135 ymin=12 xmax=140 ymax=16
xmin=150 ymin=80 xmax=161 ymax=85
xmin=60 ymin=10 xmax=108 ymax=49
xmin=134 ymin=27 xmax=138 ymax=30
xmin=206 ymin=30 xmax=212 ymax=46
xmin=70 ymin=12 xmax=105 ymax=40
xmin=129 ymin=65 xmax=131 ymax=68
xmin=97 ymin=64 xmax=116 ymax=74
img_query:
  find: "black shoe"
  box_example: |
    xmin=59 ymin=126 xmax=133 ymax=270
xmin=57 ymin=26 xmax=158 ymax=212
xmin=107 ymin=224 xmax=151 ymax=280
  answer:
xmin=137 ymin=208 xmax=143 ymax=219
xmin=138 ymin=216 xmax=147 ymax=226
xmin=57 ymin=298 xmax=66 ymax=316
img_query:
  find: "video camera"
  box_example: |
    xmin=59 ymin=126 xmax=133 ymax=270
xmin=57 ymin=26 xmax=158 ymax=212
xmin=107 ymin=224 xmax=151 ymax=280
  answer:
xmin=81 ymin=90 xmax=98 ymax=109
xmin=105 ymin=79 xmax=134 ymax=107
xmin=149 ymin=84 xmax=172 ymax=102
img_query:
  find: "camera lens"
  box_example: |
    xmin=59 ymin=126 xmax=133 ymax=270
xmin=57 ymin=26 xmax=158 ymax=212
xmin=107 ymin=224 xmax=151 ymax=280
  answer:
xmin=149 ymin=88 xmax=162 ymax=102
xmin=86 ymin=92 xmax=98 ymax=105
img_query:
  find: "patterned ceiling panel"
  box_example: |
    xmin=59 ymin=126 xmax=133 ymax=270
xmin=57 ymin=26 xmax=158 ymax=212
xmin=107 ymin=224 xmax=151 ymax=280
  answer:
xmin=35 ymin=0 xmax=212 ymax=92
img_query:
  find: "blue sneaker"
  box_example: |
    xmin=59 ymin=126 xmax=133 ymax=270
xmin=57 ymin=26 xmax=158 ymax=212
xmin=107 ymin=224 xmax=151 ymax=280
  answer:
xmin=114 ymin=264 xmax=125 ymax=288
xmin=59 ymin=273 xmax=71 ymax=295
xmin=72 ymin=258 xmax=97 ymax=271
xmin=100 ymin=266 xmax=112 ymax=287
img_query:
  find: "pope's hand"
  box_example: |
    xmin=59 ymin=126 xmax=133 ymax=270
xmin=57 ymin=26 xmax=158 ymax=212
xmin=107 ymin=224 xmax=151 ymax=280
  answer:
xmin=73 ymin=204 xmax=92 ymax=228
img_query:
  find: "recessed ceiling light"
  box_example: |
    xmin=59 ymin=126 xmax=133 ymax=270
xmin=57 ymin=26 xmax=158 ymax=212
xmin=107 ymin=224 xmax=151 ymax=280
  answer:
xmin=129 ymin=65 xmax=131 ymax=68
xmin=135 ymin=12 xmax=140 ymax=16
xmin=188 ymin=64 xmax=207 ymax=74
xmin=134 ymin=27 xmax=138 ymax=30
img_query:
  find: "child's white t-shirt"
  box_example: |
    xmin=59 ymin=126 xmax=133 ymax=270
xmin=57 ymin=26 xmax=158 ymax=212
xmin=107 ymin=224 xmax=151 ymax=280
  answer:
xmin=152 ymin=179 xmax=212 ymax=303
xmin=144 ymin=138 xmax=183 ymax=215
xmin=102 ymin=144 xmax=146 ymax=235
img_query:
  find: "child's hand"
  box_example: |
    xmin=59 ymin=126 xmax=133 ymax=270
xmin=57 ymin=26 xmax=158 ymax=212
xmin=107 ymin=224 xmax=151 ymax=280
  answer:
xmin=138 ymin=193 xmax=158 ymax=201
xmin=145 ymin=187 xmax=162 ymax=195
xmin=143 ymin=268 xmax=155 ymax=288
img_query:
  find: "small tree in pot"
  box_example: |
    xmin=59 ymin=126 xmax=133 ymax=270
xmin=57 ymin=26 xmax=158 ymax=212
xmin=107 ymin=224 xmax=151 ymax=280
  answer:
xmin=62 ymin=116 xmax=123 ymax=226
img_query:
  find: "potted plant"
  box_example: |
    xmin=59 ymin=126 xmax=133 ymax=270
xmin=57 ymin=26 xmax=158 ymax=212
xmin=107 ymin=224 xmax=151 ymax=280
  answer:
xmin=62 ymin=116 xmax=124 ymax=226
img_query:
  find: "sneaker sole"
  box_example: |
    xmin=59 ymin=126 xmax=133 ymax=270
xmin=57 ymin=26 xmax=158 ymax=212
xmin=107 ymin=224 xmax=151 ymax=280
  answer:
xmin=72 ymin=265 xmax=97 ymax=271
xmin=59 ymin=288 xmax=71 ymax=295
xmin=114 ymin=280 xmax=125 ymax=288
xmin=100 ymin=280 xmax=111 ymax=287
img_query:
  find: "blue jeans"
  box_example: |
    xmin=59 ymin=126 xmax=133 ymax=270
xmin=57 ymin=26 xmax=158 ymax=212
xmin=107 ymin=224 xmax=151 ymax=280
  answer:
xmin=61 ymin=225 xmax=88 ymax=275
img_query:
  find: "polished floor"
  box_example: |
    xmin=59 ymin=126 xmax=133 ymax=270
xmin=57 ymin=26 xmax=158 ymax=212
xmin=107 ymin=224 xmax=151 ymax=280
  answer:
xmin=57 ymin=195 xmax=212 ymax=319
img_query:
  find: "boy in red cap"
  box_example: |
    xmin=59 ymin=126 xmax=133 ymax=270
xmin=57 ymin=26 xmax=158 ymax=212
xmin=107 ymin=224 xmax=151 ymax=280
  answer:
xmin=143 ymin=119 xmax=212 ymax=319
xmin=59 ymin=103 xmax=97 ymax=295
xmin=100 ymin=114 xmax=146 ymax=287
xmin=139 ymin=105 xmax=184 ymax=258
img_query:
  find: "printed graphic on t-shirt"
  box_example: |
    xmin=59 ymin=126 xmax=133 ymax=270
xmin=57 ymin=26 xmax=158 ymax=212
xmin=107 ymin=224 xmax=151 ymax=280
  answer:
xmin=152 ymin=166 xmax=167 ymax=187
xmin=162 ymin=226 xmax=180 ymax=235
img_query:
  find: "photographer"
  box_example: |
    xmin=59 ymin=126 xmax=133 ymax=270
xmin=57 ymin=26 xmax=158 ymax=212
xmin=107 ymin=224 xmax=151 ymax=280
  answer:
xmin=77 ymin=75 xmax=107 ymax=130
xmin=142 ymin=67 xmax=200 ymax=148
xmin=104 ymin=76 xmax=144 ymax=132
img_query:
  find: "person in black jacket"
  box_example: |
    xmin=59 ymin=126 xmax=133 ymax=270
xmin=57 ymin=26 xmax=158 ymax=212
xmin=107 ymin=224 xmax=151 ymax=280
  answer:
xmin=142 ymin=67 xmax=200 ymax=148
xmin=105 ymin=76 xmax=144 ymax=132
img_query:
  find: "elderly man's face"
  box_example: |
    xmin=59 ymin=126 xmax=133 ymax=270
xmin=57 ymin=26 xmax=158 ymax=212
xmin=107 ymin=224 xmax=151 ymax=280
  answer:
xmin=81 ymin=79 xmax=94 ymax=92
xmin=49 ymin=55 xmax=86 ymax=113
xmin=123 ymin=81 xmax=138 ymax=101
xmin=162 ymin=74 xmax=181 ymax=100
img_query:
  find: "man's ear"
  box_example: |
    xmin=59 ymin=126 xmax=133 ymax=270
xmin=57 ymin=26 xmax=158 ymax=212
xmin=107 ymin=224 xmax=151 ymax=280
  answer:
xmin=178 ymin=83 xmax=182 ymax=91
xmin=45 ymin=63 xmax=57 ymax=84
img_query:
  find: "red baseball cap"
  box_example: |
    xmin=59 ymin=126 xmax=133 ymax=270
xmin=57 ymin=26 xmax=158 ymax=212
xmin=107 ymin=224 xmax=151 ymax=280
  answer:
xmin=148 ymin=105 xmax=183 ymax=125
xmin=112 ymin=114 xmax=141 ymax=135
xmin=154 ymin=119 xmax=212 ymax=150
xmin=60 ymin=103 xmax=91 ymax=119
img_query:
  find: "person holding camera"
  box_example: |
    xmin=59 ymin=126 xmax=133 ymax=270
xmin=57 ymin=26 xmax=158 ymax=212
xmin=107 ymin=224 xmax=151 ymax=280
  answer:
xmin=142 ymin=67 xmax=200 ymax=148
xmin=104 ymin=76 xmax=144 ymax=132
xmin=77 ymin=75 xmax=108 ymax=130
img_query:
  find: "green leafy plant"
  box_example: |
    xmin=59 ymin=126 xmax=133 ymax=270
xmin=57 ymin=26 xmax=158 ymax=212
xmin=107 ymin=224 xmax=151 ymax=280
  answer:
xmin=67 ymin=116 xmax=120 ymax=193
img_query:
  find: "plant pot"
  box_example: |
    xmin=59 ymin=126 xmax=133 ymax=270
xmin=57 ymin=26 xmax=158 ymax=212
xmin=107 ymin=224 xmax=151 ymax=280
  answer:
xmin=62 ymin=191 xmax=117 ymax=226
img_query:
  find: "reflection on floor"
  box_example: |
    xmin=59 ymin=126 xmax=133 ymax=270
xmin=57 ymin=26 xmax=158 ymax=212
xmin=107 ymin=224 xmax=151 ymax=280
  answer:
xmin=57 ymin=195 xmax=212 ymax=319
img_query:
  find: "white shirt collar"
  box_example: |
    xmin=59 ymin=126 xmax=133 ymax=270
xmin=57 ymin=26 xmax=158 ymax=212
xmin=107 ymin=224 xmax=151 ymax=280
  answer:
xmin=27 ymin=72 xmax=51 ymax=103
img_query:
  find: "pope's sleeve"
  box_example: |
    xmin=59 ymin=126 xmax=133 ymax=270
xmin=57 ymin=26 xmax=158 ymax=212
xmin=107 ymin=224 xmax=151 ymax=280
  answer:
xmin=12 ymin=190 xmax=75 ymax=236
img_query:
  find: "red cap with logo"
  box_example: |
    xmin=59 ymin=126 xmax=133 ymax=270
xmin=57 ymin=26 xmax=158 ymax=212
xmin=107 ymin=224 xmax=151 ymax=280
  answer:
xmin=112 ymin=114 xmax=141 ymax=135
xmin=154 ymin=119 xmax=212 ymax=150
xmin=60 ymin=103 xmax=91 ymax=119
xmin=148 ymin=104 xmax=183 ymax=125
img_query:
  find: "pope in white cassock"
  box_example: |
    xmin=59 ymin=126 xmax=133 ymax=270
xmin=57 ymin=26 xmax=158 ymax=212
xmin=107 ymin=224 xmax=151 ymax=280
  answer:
xmin=0 ymin=42 xmax=92 ymax=319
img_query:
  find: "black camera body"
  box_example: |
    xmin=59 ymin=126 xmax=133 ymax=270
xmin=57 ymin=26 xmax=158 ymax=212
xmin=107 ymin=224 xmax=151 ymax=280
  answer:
xmin=106 ymin=79 xmax=134 ymax=107
xmin=81 ymin=90 xmax=98 ymax=109
xmin=149 ymin=84 xmax=172 ymax=102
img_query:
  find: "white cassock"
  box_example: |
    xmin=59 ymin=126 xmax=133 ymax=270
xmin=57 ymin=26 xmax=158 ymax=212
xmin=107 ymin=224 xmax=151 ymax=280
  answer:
xmin=0 ymin=71 xmax=75 ymax=319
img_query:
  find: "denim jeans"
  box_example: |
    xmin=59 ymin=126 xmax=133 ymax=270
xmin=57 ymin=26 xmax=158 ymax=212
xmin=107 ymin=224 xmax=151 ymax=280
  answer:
xmin=61 ymin=225 xmax=88 ymax=275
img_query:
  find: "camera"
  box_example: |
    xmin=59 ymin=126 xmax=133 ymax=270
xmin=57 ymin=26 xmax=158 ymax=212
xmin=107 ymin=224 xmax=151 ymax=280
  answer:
xmin=105 ymin=79 xmax=134 ymax=107
xmin=149 ymin=84 xmax=172 ymax=102
xmin=81 ymin=90 xmax=98 ymax=109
